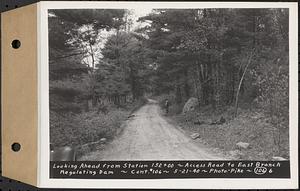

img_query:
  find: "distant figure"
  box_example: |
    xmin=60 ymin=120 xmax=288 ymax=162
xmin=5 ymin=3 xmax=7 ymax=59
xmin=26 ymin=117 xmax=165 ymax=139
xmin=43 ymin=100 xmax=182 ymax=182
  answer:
xmin=165 ymin=99 xmax=170 ymax=114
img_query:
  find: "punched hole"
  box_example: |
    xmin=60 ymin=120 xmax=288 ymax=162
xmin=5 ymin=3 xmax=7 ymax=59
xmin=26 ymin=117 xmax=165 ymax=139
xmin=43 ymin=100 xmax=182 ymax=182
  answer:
xmin=11 ymin=40 xmax=21 ymax=49
xmin=11 ymin=142 xmax=21 ymax=152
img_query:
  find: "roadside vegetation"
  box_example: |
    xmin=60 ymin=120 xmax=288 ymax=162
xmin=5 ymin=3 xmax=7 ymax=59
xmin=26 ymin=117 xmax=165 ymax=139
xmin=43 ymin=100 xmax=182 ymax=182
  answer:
xmin=49 ymin=10 xmax=148 ymax=156
xmin=155 ymin=94 xmax=289 ymax=160
xmin=50 ymin=98 xmax=146 ymax=157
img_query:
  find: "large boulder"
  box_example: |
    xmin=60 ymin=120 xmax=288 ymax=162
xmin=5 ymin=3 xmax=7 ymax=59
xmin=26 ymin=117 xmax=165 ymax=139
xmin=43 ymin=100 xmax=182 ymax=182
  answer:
xmin=190 ymin=133 xmax=200 ymax=139
xmin=182 ymin=97 xmax=199 ymax=113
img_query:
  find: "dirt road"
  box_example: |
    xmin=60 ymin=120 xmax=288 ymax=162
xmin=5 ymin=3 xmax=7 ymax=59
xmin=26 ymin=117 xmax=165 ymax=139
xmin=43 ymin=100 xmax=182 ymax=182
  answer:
xmin=81 ymin=99 xmax=224 ymax=160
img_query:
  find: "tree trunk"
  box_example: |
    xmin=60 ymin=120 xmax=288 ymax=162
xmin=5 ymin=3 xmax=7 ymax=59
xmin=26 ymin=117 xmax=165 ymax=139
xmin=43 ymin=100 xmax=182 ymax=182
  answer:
xmin=175 ymin=83 xmax=182 ymax=104
xmin=234 ymin=50 xmax=255 ymax=117
xmin=89 ymin=43 xmax=95 ymax=69
xmin=84 ymin=99 xmax=89 ymax=112
xmin=192 ymin=66 xmax=201 ymax=109
xmin=195 ymin=61 xmax=203 ymax=107
xmin=183 ymin=67 xmax=190 ymax=99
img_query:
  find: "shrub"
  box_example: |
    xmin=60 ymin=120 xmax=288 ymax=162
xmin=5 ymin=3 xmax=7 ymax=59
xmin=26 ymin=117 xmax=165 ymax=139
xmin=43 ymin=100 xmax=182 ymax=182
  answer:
xmin=251 ymin=54 xmax=289 ymax=156
xmin=50 ymin=108 xmax=127 ymax=148
xmin=50 ymin=97 xmax=147 ymax=152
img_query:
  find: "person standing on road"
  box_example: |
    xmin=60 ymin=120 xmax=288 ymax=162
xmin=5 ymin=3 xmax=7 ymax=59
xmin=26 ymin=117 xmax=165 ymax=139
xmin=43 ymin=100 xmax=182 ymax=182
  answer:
xmin=165 ymin=99 xmax=170 ymax=114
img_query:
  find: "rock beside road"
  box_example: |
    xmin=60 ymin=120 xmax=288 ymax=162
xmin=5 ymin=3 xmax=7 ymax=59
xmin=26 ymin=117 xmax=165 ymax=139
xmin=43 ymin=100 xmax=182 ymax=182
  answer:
xmin=229 ymin=150 xmax=244 ymax=159
xmin=236 ymin=142 xmax=250 ymax=149
xmin=272 ymin=156 xmax=287 ymax=161
xmin=183 ymin=97 xmax=198 ymax=113
xmin=191 ymin=133 xmax=200 ymax=139
xmin=100 ymin=138 xmax=107 ymax=143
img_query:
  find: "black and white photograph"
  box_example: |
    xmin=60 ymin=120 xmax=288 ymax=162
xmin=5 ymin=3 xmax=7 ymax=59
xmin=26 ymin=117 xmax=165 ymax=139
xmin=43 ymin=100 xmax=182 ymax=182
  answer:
xmin=49 ymin=7 xmax=290 ymax=162
xmin=0 ymin=1 xmax=297 ymax=189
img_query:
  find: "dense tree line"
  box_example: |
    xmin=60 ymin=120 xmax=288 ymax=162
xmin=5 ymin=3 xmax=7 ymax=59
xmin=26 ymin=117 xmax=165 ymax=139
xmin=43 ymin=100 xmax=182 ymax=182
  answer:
xmin=49 ymin=9 xmax=126 ymax=112
xmin=139 ymin=9 xmax=288 ymax=113
xmin=49 ymin=8 xmax=289 ymax=119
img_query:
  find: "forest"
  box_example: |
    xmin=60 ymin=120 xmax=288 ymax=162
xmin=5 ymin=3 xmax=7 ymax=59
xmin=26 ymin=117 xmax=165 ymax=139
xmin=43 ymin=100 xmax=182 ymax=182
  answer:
xmin=49 ymin=8 xmax=289 ymax=160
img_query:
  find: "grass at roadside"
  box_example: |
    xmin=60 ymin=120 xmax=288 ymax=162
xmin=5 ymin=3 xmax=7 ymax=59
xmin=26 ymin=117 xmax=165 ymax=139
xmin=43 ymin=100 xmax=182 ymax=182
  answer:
xmin=153 ymin=95 xmax=289 ymax=160
xmin=173 ymin=107 xmax=289 ymax=160
xmin=50 ymin=98 xmax=147 ymax=157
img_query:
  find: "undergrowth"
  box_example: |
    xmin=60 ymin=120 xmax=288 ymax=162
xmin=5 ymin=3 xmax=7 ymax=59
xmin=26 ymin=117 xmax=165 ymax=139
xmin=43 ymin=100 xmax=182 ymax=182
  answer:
xmin=50 ymin=98 xmax=147 ymax=157
xmin=150 ymin=92 xmax=290 ymax=161
xmin=171 ymin=105 xmax=289 ymax=160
